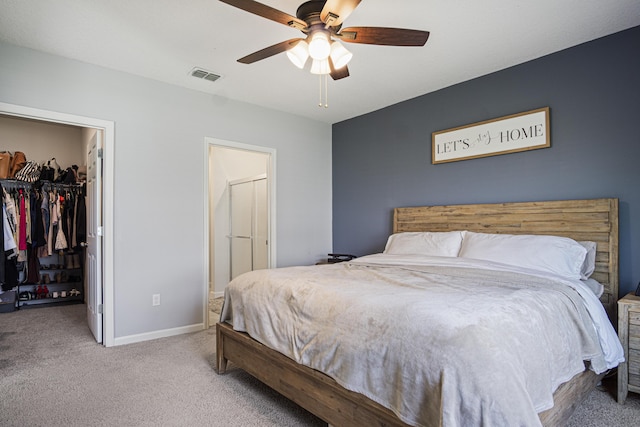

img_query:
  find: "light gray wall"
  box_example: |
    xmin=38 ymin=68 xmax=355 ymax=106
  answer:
xmin=0 ymin=42 xmax=332 ymax=339
xmin=332 ymin=26 xmax=640 ymax=296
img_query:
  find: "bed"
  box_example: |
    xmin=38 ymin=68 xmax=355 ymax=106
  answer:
xmin=216 ymin=198 xmax=623 ymax=426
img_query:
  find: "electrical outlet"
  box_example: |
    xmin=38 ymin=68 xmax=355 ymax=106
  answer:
xmin=152 ymin=294 xmax=160 ymax=306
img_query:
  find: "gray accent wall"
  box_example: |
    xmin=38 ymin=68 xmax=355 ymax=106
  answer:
xmin=332 ymin=25 xmax=640 ymax=296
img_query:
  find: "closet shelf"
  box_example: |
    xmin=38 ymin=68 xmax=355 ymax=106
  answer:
xmin=21 ymin=281 xmax=82 ymax=287
xmin=18 ymin=296 xmax=83 ymax=307
xmin=17 ymin=281 xmax=83 ymax=308
xmin=0 ymin=178 xmax=83 ymax=190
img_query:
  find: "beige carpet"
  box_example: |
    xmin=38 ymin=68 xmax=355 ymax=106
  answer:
xmin=209 ymin=296 xmax=224 ymax=327
xmin=0 ymin=303 xmax=324 ymax=427
xmin=1 ymin=303 xmax=638 ymax=426
xmin=211 ymin=296 xmax=224 ymax=316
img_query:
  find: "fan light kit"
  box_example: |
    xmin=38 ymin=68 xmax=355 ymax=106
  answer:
xmin=219 ymin=0 xmax=430 ymax=108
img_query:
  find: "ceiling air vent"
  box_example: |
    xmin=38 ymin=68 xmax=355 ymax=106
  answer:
xmin=190 ymin=67 xmax=221 ymax=82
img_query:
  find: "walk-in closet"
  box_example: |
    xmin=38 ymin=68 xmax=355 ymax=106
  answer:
xmin=0 ymin=115 xmax=89 ymax=317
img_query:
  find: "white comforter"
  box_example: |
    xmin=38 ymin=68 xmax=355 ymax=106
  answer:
xmin=221 ymin=254 xmax=624 ymax=427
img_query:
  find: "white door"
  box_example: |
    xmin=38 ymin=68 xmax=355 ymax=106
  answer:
xmin=86 ymin=131 xmax=103 ymax=343
xmin=229 ymin=180 xmax=253 ymax=279
xmin=228 ymin=175 xmax=268 ymax=279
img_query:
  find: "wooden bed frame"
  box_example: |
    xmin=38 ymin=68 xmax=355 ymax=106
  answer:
xmin=216 ymin=198 xmax=619 ymax=427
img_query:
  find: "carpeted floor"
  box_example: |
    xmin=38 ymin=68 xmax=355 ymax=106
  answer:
xmin=0 ymin=303 xmax=324 ymax=427
xmin=211 ymin=296 xmax=224 ymax=314
xmin=1 ymin=303 xmax=638 ymax=426
xmin=210 ymin=296 xmax=224 ymax=322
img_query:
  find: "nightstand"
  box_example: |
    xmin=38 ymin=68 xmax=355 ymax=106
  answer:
xmin=618 ymin=292 xmax=640 ymax=403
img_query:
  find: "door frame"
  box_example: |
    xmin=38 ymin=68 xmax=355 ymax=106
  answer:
xmin=0 ymin=102 xmax=115 ymax=347
xmin=203 ymin=137 xmax=276 ymax=329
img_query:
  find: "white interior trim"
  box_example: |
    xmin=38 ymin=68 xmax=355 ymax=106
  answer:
xmin=0 ymin=102 xmax=116 ymax=347
xmin=114 ymin=323 xmax=204 ymax=347
xmin=203 ymin=137 xmax=277 ymax=329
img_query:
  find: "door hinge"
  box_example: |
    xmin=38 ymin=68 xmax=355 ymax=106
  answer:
xmin=98 ymin=148 xmax=103 ymax=158
xmin=97 ymin=304 xmax=103 ymax=314
xmin=97 ymin=226 xmax=104 ymax=236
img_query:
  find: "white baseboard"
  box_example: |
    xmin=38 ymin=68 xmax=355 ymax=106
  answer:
xmin=113 ymin=323 xmax=204 ymax=346
xmin=214 ymin=291 xmax=224 ymax=298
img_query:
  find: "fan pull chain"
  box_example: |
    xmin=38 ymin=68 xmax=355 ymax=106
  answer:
xmin=324 ymin=74 xmax=328 ymax=108
xmin=318 ymin=74 xmax=328 ymax=108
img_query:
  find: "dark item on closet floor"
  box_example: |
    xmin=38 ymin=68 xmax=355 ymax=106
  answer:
xmin=0 ymin=291 xmax=17 ymax=313
xmin=25 ymin=249 xmax=41 ymax=284
xmin=2 ymin=257 xmax=19 ymax=291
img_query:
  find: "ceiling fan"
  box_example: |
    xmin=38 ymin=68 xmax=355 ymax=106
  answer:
xmin=219 ymin=0 xmax=430 ymax=81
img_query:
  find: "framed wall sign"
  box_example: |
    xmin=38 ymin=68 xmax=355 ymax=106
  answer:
xmin=432 ymin=107 xmax=550 ymax=164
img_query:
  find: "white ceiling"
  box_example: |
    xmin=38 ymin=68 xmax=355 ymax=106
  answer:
xmin=1 ymin=0 xmax=639 ymax=124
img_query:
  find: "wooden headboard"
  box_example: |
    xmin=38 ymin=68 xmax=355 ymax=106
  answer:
xmin=393 ymin=198 xmax=619 ymax=319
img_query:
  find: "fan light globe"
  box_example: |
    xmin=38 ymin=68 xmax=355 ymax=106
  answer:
xmin=286 ymin=40 xmax=309 ymax=69
xmin=308 ymin=32 xmax=331 ymax=60
xmin=310 ymin=58 xmax=330 ymax=75
xmin=330 ymin=41 xmax=352 ymax=69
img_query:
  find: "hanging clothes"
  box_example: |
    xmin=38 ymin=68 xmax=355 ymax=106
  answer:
xmin=3 ymin=205 xmax=17 ymax=253
xmin=61 ymin=191 xmax=73 ymax=249
xmin=24 ymin=191 xmax=31 ymax=246
xmin=48 ymin=189 xmax=57 ymax=255
xmin=3 ymin=187 xmax=17 ymax=235
xmin=75 ymin=185 xmax=87 ymax=246
xmin=31 ymin=189 xmax=46 ymax=249
xmin=54 ymin=191 xmax=68 ymax=251
xmin=0 ymin=181 xmax=5 ymax=287
xmin=25 ymin=246 xmax=40 ymax=284
xmin=38 ymin=190 xmax=50 ymax=258
xmin=18 ymin=190 xmax=27 ymax=251
xmin=71 ymin=191 xmax=78 ymax=248
xmin=1 ymin=180 xmax=84 ymax=257
xmin=1 ymin=182 xmax=19 ymax=291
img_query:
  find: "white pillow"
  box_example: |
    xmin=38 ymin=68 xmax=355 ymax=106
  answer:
xmin=458 ymin=231 xmax=587 ymax=280
xmin=578 ymin=241 xmax=597 ymax=280
xmin=384 ymin=231 xmax=464 ymax=257
xmin=582 ymin=278 xmax=604 ymax=297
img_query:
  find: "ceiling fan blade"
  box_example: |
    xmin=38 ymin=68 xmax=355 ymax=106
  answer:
xmin=337 ymin=27 xmax=430 ymax=46
xmin=238 ymin=38 xmax=303 ymax=64
xmin=219 ymin=0 xmax=307 ymax=30
xmin=321 ymin=0 xmax=362 ymax=27
xmin=329 ymin=57 xmax=349 ymax=80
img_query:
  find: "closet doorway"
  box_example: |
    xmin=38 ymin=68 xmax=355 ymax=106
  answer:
xmin=0 ymin=102 xmax=115 ymax=346
xmin=205 ymin=138 xmax=276 ymax=327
